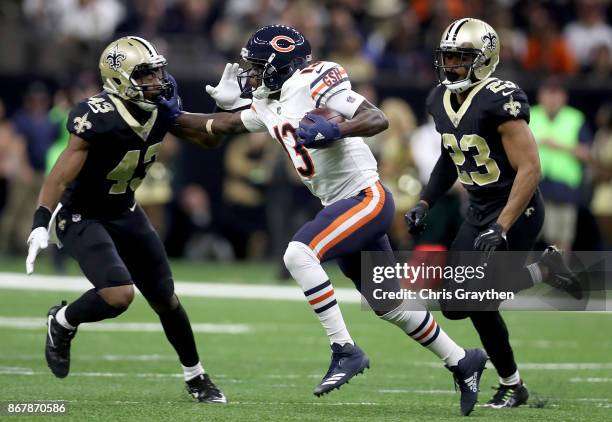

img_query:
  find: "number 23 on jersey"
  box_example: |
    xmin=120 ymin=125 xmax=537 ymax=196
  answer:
xmin=442 ymin=133 xmax=500 ymax=186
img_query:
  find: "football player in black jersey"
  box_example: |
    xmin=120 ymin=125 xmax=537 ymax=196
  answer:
xmin=405 ymin=18 xmax=582 ymax=409
xmin=25 ymin=36 xmax=226 ymax=403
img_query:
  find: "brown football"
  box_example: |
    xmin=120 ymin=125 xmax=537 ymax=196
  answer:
xmin=300 ymin=107 xmax=345 ymax=125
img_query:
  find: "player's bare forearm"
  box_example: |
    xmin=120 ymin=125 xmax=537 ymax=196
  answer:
xmin=337 ymin=100 xmax=388 ymax=138
xmin=497 ymin=119 xmax=541 ymax=232
xmin=38 ymin=135 xmax=89 ymax=211
xmin=169 ymin=124 xmax=223 ymax=148
xmin=175 ymin=112 xmax=248 ymax=136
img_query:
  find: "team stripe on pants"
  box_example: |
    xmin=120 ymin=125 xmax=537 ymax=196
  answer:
xmin=304 ymin=280 xmax=337 ymax=314
xmin=308 ymin=182 xmax=386 ymax=260
xmin=407 ymin=312 xmax=441 ymax=347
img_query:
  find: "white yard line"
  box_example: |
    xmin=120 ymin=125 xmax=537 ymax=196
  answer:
xmin=0 ymin=316 xmax=250 ymax=334
xmin=0 ymin=273 xmax=363 ymax=303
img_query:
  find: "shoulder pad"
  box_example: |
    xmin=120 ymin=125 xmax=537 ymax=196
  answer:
xmin=302 ymin=61 xmax=351 ymax=107
xmin=481 ymin=79 xmax=530 ymax=124
xmin=67 ymin=93 xmax=116 ymax=140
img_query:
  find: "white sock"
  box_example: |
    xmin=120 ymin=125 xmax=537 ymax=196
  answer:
xmin=55 ymin=306 xmax=76 ymax=330
xmin=182 ymin=362 xmax=205 ymax=381
xmin=381 ymin=304 xmax=465 ymax=366
xmin=527 ymin=263 xmax=542 ymax=284
xmin=284 ymin=241 xmax=353 ymax=346
xmin=500 ymin=370 xmax=521 ymax=386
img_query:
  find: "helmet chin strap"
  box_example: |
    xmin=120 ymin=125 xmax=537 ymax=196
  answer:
xmin=444 ymin=67 xmax=480 ymax=94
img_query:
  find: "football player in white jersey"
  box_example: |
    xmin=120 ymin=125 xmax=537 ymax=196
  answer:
xmin=168 ymin=25 xmax=487 ymax=415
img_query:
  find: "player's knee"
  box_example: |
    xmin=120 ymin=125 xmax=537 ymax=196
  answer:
xmin=283 ymin=241 xmax=316 ymax=272
xmin=441 ymin=309 xmax=469 ymax=320
xmin=149 ymin=293 xmax=179 ymax=314
xmin=99 ymin=284 xmax=134 ymax=310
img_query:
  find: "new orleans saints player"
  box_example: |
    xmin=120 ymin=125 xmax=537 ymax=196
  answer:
xmin=25 ymin=36 xmax=226 ymax=403
xmin=405 ymin=18 xmax=582 ymax=408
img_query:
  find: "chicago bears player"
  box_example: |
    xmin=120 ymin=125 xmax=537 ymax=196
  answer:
xmin=174 ymin=25 xmax=486 ymax=415
xmin=25 ymin=36 xmax=226 ymax=403
xmin=405 ymin=18 xmax=582 ymax=409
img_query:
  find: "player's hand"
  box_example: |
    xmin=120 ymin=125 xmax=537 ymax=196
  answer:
xmin=297 ymin=113 xmax=342 ymax=149
xmin=404 ymin=201 xmax=428 ymax=235
xmin=474 ymin=223 xmax=508 ymax=253
xmin=205 ymin=63 xmax=252 ymax=110
xmin=26 ymin=227 xmax=49 ymax=275
xmin=157 ymin=74 xmax=183 ymax=121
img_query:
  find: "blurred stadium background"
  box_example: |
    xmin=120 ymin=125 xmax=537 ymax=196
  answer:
xmin=0 ymin=1 xmax=611 ymax=420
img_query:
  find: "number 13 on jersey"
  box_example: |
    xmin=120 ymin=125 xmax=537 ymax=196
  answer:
xmin=272 ymin=123 xmax=315 ymax=178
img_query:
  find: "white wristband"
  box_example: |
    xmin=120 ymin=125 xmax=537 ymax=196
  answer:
xmin=205 ymin=119 xmax=214 ymax=135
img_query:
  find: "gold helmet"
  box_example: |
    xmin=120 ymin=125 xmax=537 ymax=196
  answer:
xmin=99 ymin=36 xmax=170 ymax=111
xmin=434 ymin=18 xmax=500 ymax=93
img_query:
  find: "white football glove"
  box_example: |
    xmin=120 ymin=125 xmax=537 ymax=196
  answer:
xmin=26 ymin=227 xmax=49 ymax=275
xmin=205 ymin=63 xmax=252 ymax=110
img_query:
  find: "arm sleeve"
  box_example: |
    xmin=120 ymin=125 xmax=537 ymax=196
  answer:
xmin=325 ymin=89 xmax=365 ymax=119
xmin=240 ymin=105 xmax=268 ymax=133
xmin=420 ymin=142 xmax=458 ymax=208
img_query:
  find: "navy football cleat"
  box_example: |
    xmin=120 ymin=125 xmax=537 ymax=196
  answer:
xmin=313 ymin=343 xmax=369 ymax=396
xmin=538 ymin=246 xmax=583 ymax=299
xmin=186 ymin=374 xmax=227 ymax=403
xmin=45 ymin=301 xmax=77 ymax=378
xmin=485 ymin=381 xmax=529 ymax=408
xmin=446 ymin=348 xmax=488 ymax=416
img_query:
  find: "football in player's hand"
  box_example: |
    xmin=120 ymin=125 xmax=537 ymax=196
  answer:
xmin=300 ymin=107 xmax=345 ymax=126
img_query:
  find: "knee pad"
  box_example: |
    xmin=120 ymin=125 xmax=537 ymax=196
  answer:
xmin=441 ymin=309 xmax=470 ymax=320
xmin=283 ymin=241 xmax=318 ymax=273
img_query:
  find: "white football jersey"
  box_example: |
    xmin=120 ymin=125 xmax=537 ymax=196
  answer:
xmin=240 ymin=61 xmax=379 ymax=206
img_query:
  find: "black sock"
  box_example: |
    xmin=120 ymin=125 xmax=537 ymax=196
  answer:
xmin=470 ymin=311 xmax=517 ymax=378
xmin=157 ymin=302 xmax=200 ymax=367
xmin=65 ymin=289 xmax=127 ymax=326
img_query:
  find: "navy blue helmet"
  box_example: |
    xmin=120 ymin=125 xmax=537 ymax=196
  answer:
xmin=238 ymin=25 xmax=311 ymax=95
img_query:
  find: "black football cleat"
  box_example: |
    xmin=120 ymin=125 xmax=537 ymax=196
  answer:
xmin=537 ymin=246 xmax=583 ymax=299
xmin=313 ymin=342 xmax=369 ymax=397
xmin=45 ymin=301 xmax=77 ymax=378
xmin=446 ymin=348 xmax=487 ymax=416
xmin=186 ymin=374 xmax=227 ymax=403
xmin=484 ymin=381 xmax=529 ymax=408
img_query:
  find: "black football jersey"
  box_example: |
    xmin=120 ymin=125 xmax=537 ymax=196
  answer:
xmin=62 ymin=92 xmax=171 ymax=218
xmin=427 ymin=78 xmax=531 ymax=224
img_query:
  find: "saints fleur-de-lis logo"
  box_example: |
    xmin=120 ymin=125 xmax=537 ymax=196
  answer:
xmin=503 ymin=95 xmax=521 ymax=117
xmin=73 ymin=112 xmax=92 ymax=134
xmin=106 ymin=44 xmax=126 ymax=71
xmin=482 ymin=32 xmax=497 ymax=52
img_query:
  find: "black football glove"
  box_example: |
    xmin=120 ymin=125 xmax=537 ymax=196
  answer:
xmin=405 ymin=201 xmax=428 ymax=235
xmin=474 ymin=223 xmax=508 ymax=253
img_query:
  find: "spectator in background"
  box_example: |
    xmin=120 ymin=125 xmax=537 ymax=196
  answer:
xmin=530 ymin=78 xmax=591 ymax=253
xmin=585 ymin=44 xmax=612 ymax=86
xmin=564 ymin=0 xmax=612 ymax=71
xmin=327 ymin=29 xmax=375 ymax=84
xmin=221 ymin=132 xmax=276 ymax=259
xmin=0 ymin=99 xmax=22 ymax=216
xmin=488 ymin=6 xmax=527 ymax=81
xmin=590 ymin=103 xmax=612 ymax=248
xmin=522 ymin=6 xmax=577 ymax=76
xmin=373 ymin=98 xmax=417 ymax=247
xmin=0 ymin=83 xmax=57 ymax=254
xmin=409 ymin=115 xmax=463 ymax=250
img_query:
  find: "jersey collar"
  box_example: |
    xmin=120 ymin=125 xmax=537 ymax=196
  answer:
xmin=443 ymin=77 xmax=493 ymax=128
xmin=108 ymin=95 xmax=158 ymax=141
